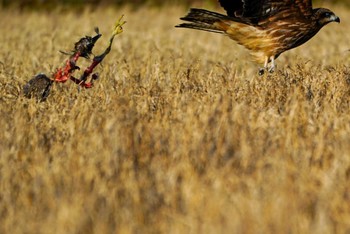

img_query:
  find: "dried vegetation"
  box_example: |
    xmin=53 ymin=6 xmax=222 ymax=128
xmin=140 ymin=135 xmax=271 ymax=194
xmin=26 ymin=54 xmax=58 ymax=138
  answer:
xmin=0 ymin=4 xmax=350 ymax=234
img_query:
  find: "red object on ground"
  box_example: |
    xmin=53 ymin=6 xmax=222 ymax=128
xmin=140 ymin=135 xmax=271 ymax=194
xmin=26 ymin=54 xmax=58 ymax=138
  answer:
xmin=52 ymin=52 xmax=97 ymax=88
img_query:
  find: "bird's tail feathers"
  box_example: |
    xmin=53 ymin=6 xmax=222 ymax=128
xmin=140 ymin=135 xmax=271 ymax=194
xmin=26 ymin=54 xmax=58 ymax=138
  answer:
xmin=176 ymin=8 xmax=232 ymax=34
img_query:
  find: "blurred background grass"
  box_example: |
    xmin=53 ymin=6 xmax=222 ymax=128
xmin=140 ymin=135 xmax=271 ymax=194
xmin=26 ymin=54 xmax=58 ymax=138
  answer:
xmin=1 ymin=0 xmax=349 ymax=9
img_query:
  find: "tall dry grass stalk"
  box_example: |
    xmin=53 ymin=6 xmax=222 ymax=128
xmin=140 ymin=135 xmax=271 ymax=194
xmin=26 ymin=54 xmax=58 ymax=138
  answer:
xmin=0 ymin=5 xmax=350 ymax=234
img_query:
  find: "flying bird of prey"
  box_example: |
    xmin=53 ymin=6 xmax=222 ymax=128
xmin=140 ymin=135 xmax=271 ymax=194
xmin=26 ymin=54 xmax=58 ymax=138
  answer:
xmin=176 ymin=0 xmax=340 ymax=74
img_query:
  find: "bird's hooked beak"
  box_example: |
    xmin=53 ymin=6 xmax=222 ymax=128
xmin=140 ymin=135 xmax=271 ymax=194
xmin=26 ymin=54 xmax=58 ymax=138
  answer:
xmin=331 ymin=14 xmax=340 ymax=23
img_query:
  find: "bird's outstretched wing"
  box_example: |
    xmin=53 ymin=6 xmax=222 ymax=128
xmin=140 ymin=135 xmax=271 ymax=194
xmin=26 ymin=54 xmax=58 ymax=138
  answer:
xmin=218 ymin=0 xmax=313 ymax=23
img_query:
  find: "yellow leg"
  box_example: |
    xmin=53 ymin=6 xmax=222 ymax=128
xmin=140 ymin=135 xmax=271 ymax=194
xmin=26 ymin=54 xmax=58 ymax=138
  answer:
xmin=259 ymin=56 xmax=269 ymax=76
xmin=268 ymin=56 xmax=275 ymax=73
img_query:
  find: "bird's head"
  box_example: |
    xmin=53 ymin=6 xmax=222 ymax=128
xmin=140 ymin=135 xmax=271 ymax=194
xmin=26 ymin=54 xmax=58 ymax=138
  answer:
xmin=313 ymin=8 xmax=340 ymax=27
xmin=74 ymin=28 xmax=102 ymax=58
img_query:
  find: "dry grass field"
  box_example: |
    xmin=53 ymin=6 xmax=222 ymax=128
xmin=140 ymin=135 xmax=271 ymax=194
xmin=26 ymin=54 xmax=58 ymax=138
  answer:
xmin=1 ymin=3 xmax=350 ymax=234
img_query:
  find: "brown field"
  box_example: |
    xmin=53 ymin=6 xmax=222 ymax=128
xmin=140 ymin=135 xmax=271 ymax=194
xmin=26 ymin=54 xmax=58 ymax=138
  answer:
xmin=1 ymin=4 xmax=350 ymax=234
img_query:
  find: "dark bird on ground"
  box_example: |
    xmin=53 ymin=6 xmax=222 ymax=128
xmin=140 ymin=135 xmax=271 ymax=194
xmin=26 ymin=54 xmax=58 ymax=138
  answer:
xmin=176 ymin=0 xmax=340 ymax=75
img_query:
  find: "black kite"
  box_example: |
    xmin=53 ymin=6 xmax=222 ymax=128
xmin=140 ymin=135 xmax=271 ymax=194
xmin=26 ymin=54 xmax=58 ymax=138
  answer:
xmin=176 ymin=0 xmax=340 ymax=74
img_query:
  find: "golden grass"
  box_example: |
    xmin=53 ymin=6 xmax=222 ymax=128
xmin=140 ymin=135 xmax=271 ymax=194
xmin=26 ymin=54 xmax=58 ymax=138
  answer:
xmin=1 ymin=4 xmax=350 ymax=234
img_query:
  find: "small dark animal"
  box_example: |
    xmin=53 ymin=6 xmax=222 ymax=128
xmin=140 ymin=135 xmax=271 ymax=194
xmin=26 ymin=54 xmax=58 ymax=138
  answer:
xmin=23 ymin=73 xmax=53 ymax=101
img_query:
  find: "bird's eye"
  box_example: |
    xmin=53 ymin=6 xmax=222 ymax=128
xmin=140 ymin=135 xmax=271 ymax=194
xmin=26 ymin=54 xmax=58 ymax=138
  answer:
xmin=322 ymin=12 xmax=331 ymax=18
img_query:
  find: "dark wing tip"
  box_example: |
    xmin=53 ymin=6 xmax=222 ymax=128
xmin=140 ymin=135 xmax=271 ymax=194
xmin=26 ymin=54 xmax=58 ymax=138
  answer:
xmin=218 ymin=0 xmax=243 ymax=16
